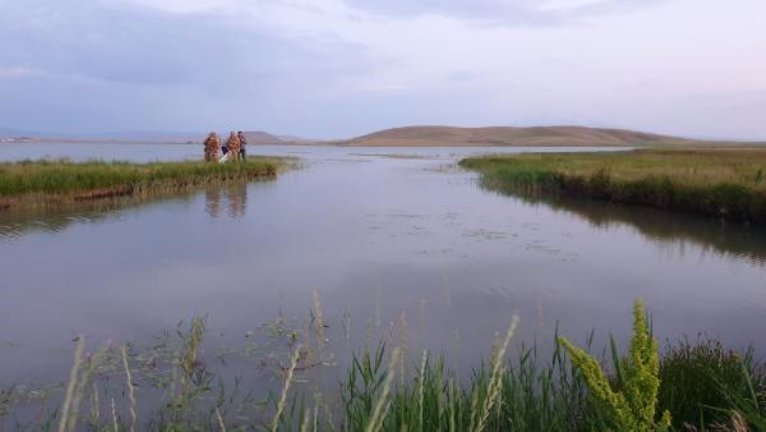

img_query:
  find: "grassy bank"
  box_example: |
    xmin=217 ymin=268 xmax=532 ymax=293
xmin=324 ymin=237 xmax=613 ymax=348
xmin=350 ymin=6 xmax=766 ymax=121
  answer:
xmin=1 ymin=300 xmax=764 ymax=431
xmin=0 ymin=158 xmax=282 ymax=210
xmin=460 ymin=149 xmax=766 ymax=224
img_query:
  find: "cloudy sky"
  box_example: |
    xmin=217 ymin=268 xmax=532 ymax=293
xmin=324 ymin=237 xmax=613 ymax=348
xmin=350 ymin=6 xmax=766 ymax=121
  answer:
xmin=0 ymin=0 xmax=764 ymax=140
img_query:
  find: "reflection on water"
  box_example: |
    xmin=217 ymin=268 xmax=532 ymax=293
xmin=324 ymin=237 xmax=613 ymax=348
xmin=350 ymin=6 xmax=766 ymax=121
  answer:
xmin=482 ymin=187 xmax=766 ymax=266
xmin=0 ymin=195 xmax=189 ymax=239
xmin=205 ymin=181 xmax=248 ymax=219
xmin=0 ymin=181 xmax=252 ymax=240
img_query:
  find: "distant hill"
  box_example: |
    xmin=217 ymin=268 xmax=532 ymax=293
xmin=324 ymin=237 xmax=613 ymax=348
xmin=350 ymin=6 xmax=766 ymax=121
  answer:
xmin=0 ymin=128 xmax=312 ymax=145
xmin=276 ymin=134 xmax=316 ymax=144
xmin=337 ymin=125 xmax=698 ymax=147
xmin=240 ymin=131 xmax=286 ymax=145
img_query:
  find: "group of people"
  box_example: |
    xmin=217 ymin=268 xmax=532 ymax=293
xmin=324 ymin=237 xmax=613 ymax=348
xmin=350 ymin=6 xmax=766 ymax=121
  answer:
xmin=203 ymin=131 xmax=247 ymax=163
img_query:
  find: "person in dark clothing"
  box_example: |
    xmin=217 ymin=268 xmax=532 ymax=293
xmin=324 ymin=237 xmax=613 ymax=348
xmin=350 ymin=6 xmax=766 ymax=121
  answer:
xmin=237 ymin=131 xmax=247 ymax=161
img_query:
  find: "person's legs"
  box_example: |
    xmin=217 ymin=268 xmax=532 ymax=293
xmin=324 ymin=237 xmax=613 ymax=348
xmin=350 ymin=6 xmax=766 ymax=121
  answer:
xmin=240 ymin=148 xmax=246 ymax=160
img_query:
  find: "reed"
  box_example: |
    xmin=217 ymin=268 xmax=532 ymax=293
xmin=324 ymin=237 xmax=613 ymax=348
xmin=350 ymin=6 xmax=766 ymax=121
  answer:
xmin=471 ymin=315 xmax=519 ymax=432
xmin=122 ymin=345 xmax=138 ymax=432
xmin=460 ymin=149 xmax=766 ymax=224
xmin=58 ymin=336 xmax=85 ymax=432
xmin=364 ymin=347 xmax=402 ymax=432
xmin=272 ymin=345 xmax=302 ymax=432
xmin=3 ymin=302 xmax=765 ymax=431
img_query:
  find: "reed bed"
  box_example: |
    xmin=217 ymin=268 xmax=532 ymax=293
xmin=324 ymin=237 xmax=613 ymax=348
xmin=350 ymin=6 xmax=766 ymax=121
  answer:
xmin=460 ymin=149 xmax=766 ymax=224
xmin=1 ymin=302 xmax=764 ymax=431
xmin=0 ymin=158 xmax=282 ymax=210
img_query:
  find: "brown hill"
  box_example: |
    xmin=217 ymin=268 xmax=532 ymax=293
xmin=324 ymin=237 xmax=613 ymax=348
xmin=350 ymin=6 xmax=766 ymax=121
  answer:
xmin=240 ymin=131 xmax=287 ymax=145
xmin=337 ymin=125 xmax=697 ymax=147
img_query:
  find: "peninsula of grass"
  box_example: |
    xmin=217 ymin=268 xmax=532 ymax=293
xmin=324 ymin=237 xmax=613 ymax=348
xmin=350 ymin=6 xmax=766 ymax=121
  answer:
xmin=0 ymin=158 xmax=283 ymax=210
xmin=460 ymin=148 xmax=766 ymax=224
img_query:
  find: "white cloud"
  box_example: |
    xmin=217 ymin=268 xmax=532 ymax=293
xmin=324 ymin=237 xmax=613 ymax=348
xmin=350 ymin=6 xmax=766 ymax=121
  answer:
xmin=537 ymin=0 xmax=609 ymax=11
xmin=108 ymin=0 xmax=241 ymax=14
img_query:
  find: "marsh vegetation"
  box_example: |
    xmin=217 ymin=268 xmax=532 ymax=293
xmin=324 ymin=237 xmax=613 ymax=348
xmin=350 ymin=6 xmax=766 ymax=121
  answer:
xmin=1 ymin=299 xmax=764 ymax=431
xmin=0 ymin=158 xmax=282 ymax=210
xmin=461 ymin=149 xmax=766 ymax=224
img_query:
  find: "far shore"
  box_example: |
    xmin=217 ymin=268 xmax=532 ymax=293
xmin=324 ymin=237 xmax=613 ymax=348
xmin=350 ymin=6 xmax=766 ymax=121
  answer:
xmin=461 ymin=148 xmax=766 ymax=225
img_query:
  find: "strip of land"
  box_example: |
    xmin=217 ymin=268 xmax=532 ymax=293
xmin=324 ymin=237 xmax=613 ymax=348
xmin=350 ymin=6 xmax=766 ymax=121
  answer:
xmin=0 ymin=158 xmax=283 ymax=210
xmin=460 ymin=149 xmax=766 ymax=224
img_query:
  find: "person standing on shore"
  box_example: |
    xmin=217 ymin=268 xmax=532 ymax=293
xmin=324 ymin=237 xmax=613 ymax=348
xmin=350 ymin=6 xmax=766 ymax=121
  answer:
xmin=203 ymin=132 xmax=220 ymax=163
xmin=237 ymin=131 xmax=247 ymax=161
xmin=226 ymin=131 xmax=241 ymax=162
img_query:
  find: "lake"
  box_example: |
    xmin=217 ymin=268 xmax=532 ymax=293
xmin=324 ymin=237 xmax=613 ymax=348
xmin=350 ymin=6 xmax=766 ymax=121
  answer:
xmin=1 ymin=142 xmax=765 ymax=388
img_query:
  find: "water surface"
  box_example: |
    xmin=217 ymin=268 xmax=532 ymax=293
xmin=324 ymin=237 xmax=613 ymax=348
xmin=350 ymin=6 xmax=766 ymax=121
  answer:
xmin=1 ymin=143 xmax=764 ymax=386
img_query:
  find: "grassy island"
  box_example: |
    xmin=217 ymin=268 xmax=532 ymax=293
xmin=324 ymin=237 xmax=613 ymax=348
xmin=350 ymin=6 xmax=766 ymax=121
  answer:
xmin=0 ymin=158 xmax=283 ymax=210
xmin=460 ymin=149 xmax=766 ymax=224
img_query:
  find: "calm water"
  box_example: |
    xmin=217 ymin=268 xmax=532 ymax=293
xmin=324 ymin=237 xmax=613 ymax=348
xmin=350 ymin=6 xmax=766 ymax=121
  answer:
xmin=1 ymin=143 xmax=765 ymax=386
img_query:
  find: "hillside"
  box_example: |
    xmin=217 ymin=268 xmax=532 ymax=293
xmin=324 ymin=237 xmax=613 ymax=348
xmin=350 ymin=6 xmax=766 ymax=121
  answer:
xmin=93 ymin=130 xmax=293 ymax=145
xmin=337 ymin=125 xmax=698 ymax=147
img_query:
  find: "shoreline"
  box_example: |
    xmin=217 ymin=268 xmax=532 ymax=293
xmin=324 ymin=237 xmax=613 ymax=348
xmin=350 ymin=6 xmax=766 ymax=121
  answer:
xmin=460 ymin=148 xmax=766 ymax=225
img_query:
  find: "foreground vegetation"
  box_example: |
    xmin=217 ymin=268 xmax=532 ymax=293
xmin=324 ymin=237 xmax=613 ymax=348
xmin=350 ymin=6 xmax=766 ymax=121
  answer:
xmin=460 ymin=149 xmax=766 ymax=224
xmin=1 ymin=299 xmax=764 ymax=431
xmin=0 ymin=158 xmax=282 ymax=210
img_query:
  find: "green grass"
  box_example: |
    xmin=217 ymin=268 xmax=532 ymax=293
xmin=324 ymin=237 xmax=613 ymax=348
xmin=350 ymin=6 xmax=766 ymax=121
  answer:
xmin=2 ymin=301 xmax=764 ymax=431
xmin=657 ymin=336 xmax=766 ymax=429
xmin=460 ymin=149 xmax=766 ymax=224
xmin=0 ymin=158 xmax=282 ymax=209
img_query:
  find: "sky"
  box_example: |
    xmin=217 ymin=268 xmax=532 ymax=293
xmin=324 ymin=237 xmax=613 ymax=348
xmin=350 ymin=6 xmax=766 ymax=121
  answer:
xmin=0 ymin=0 xmax=764 ymax=140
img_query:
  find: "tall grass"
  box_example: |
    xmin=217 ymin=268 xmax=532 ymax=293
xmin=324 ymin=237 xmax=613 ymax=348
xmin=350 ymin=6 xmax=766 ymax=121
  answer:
xmin=339 ymin=324 xmax=606 ymax=432
xmin=2 ymin=301 xmax=764 ymax=431
xmin=657 ymin=336 xmax=766 ymax=429
xmin=0 ymin=158 xmax=281 ymax=209
xmin=460 ymin=149 xmax=766 ymax=224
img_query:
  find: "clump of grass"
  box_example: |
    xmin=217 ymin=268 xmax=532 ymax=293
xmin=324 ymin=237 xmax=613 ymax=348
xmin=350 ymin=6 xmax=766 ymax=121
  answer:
xmin=460 ymin=149 xmax=766 ymax=224
xmin=338 ymin=316 xmax=611 ymax=432
xmin=0 ymin=158 xmax=281 ymax=210
xmin=657 ymin=336 xmax=765 ymax=429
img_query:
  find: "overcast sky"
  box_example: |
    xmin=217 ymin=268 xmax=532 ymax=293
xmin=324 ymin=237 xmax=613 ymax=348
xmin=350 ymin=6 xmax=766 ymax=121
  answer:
xmin=0 ymin=0 xmax=764 ymax=139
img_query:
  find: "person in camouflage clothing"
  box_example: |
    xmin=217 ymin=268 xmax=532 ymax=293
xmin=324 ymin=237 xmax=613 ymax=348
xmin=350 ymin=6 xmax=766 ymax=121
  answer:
xmin=203 ymin=132 xmax=220 ymax=163
xmin=226 ymin=131 xmax=241 ymax=162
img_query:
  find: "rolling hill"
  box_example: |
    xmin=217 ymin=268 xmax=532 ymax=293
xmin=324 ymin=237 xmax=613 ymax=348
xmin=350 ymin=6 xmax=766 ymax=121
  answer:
xmin=336 ymin=125 xmax=698 ymax=147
